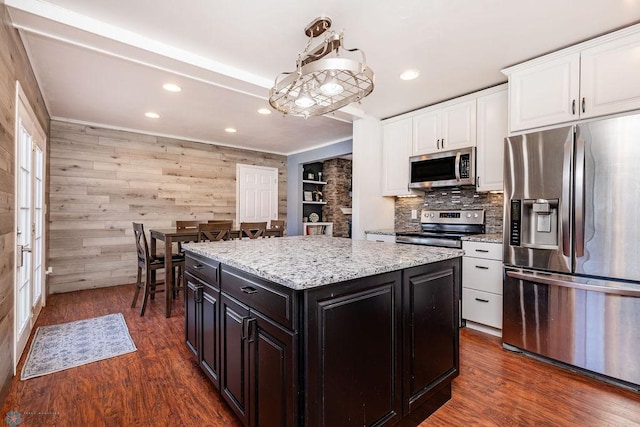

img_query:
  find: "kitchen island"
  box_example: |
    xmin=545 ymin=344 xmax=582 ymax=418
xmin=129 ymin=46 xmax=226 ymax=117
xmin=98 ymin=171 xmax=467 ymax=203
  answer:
xmin=183 ymin=236 xmax=462 ymax=427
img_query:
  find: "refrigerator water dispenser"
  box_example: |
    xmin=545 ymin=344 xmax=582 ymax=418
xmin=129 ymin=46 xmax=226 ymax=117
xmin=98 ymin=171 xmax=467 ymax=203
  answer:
xmin=509 ymin=199 xmax=559 ymax=249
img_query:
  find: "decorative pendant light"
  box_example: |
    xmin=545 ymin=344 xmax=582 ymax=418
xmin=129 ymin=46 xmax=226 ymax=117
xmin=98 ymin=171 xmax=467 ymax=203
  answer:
xmin=269 ymin=17 xmax=374 ymax=118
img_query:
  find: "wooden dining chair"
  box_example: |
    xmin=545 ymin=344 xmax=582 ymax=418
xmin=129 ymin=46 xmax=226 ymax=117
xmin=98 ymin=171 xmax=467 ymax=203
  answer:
xmin=175 ymin=220 xmax=204 ymax=251
xmin=269 ymin=220 xmax=285 ymax=237
xmin=198 ymin=221 xmax=233 ymax=242
xmin=208 ymin=219 xmax=234 ymax=225
xmin=131 ymin=222 xmax=185 ymax=316
xmin=240 ymin=221 xmax=267 ymax=239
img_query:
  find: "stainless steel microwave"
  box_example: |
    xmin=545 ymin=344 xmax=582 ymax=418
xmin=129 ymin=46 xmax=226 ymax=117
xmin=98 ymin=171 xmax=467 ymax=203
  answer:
xmin=409 ymin=147 xmax=475 ymax=188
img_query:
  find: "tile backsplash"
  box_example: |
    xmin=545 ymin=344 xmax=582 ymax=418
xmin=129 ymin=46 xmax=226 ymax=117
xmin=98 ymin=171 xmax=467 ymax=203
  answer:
xmin=395 ymin=187 xmax=504 ymax=234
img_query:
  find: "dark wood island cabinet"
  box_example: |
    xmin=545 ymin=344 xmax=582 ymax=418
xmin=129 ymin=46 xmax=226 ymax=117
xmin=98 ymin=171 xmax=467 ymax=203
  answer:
xmin=184 ymin=237 xmax=461 ymax=427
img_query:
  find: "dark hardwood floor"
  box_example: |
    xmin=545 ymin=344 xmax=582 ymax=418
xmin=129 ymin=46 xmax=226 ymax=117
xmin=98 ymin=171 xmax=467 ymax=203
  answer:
xmin=2 ymin=284 xmax=639 ymax=426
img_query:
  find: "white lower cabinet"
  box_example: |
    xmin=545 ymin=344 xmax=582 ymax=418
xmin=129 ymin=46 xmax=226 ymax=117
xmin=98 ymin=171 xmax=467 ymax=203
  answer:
xmin=462 ymin=241 xmax=503 ymax=336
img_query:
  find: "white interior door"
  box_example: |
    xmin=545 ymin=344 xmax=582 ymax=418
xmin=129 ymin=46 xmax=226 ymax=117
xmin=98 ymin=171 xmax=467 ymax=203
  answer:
xmin=236 ymin=164 xmax=278 ymax=225
xmin=14 ymin=83 xmax=46 ymax=371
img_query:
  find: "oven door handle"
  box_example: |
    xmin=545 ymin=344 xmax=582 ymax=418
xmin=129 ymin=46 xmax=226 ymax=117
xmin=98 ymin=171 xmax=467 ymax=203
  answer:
xmin=506 ymin=269 xmax=640 ymax=297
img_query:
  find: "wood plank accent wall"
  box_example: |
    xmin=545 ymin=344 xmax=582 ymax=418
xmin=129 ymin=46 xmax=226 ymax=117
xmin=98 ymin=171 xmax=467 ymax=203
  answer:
xmin=48 ymin=120 xmax=287 ymax=294
xmin=0 ymin=4 xmax=50 ymax=404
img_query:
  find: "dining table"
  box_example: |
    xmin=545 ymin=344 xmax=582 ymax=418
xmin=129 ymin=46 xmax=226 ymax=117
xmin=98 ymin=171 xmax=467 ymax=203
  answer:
xmin=149 ymin=227 xmax=285 ymax=317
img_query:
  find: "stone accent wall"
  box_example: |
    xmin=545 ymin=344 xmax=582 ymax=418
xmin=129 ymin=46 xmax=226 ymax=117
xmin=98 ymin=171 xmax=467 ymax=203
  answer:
xmin=0 ymin=4 xmax=51 ymax=403
xmin=48 ymin=121 xmax=287 ymax=294
xmin=322 ymin=158 xmax=352 ymax=238
xmin=395 ymin=188 xmax=504 ymax=234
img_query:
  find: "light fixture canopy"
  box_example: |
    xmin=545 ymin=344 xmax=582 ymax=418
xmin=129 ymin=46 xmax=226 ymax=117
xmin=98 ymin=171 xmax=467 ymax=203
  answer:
xmin=269 ymin=17 xmax=374 ymax=118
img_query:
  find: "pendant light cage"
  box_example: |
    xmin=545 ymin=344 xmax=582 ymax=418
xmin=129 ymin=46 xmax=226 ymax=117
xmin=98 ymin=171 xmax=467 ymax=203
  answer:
xmin=269 ymin=17 xmax=375 ymax=118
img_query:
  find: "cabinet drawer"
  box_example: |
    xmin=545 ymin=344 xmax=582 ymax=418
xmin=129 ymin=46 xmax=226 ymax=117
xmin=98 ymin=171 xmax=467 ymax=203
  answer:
xmin=462 ymin=288 xmax=502 ymax=329
xmin=366 ymin=233 xmax=396 ymax=243
xmin=186 ymin=252 xmax=220 ymax=285
xmin=462 ymin=258 xmax=503 ymax=294
xmin=462 ymin=241 xmax=503 ymax=260
xmin=222 ymin=266 xmax=296 ymax=330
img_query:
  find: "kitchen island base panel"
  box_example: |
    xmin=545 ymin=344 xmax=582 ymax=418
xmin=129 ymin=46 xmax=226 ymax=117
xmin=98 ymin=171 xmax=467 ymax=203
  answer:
xmin=185 ymin=247 xmax=461 ymax=426
xmin=305 ymin=271 xmax=402 ymax=426
xmin=399 ymin=384 xmax=452 ymax=427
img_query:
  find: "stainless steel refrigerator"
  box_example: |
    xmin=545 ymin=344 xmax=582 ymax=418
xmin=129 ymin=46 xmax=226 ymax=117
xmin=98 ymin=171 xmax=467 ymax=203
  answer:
xmin=503 ymin=113 xmax=640 ymax=390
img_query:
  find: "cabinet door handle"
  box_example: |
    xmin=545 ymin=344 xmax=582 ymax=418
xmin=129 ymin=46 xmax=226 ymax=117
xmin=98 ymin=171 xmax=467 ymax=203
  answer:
xmin=437 ymin=139 xmax=440 ymax=150
xmin=247 ymin=318 xmax=257 ymax=343
xmin=475 ymin=265 xmax=489 ymax=270
xmin=193 ymin=264 xmax=204 ymax=270
xmin=572 ymin=99 xmax=576 ymax=115
xmin=474 ymin=249 xmax=489 ymax=253
xmin=441 ymin=138 xmax=445 ymax=148
xmin=475 ymin=298 xmax=490 ymax=303
xmin=241 ymin=286 xmax=258 ymax=294
xmin=581 ymin=97 xmax=586 ymax=113
xmin=241 ymin=316 xmax=250 ymax=340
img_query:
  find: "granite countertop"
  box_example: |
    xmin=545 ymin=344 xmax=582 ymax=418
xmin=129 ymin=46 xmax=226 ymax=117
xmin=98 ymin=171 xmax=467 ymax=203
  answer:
xmin=461 ymin=233 xmax=503 ymax=244
xmin=183 ymin=235 xmax=463 ymax=290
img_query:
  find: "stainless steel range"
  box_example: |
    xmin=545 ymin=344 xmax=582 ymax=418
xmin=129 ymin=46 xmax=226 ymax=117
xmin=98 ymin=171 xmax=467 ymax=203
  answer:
xmin=396 ymin=209 xmax=485 ymax=248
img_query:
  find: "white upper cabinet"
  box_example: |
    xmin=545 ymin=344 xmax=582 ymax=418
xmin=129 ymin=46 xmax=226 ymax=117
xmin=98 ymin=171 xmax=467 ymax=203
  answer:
xmin=580 ymin=31 xmax=640 ymax=119
xmin=508 ymin=54 xmax=580 ymax=132
xmin=504 ymin=24 xmax=640 ymax=133
xmin=382 ymin=86 xmax=506 ymax=195
xmin=412 ymin=100 xmax=476 ymax=155
xmin=476 ymin=88 xmax=508 ymax=192
xmin=412 ymin=110 xmax=440 ymax=154
xmin=382 ymin=119 xmax=415 ymax=196
xmin=441 ymin=100 xmax=477 ymax=151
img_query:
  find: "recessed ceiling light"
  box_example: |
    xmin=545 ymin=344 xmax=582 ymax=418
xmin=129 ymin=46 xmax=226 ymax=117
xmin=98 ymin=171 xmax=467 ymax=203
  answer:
xmin=400 ymin=69 xmax=420 ymax=81
xmin=163 ymin=83 xmax=182 ymax=92
xmin=225 ymin=127 xmax=237 ymax=133
xmin=145 ymin=112 xmax=160 ymax=119
xmin=257 ymin=108 xmax=272 ymax=115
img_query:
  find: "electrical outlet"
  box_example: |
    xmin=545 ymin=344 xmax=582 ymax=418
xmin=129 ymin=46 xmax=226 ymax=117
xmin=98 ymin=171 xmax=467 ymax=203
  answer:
xmin=411 ymin=209 xmax=418 ymax=219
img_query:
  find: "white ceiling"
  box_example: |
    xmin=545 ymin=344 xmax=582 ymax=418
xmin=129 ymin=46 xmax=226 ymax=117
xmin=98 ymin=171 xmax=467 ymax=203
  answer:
xmin=6 ymin=0 xmax=640 ymax=155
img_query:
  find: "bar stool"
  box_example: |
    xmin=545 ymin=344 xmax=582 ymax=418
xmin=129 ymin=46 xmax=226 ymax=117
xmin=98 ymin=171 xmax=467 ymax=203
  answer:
xmin=131 ymin=222 xmax=185 ymax=316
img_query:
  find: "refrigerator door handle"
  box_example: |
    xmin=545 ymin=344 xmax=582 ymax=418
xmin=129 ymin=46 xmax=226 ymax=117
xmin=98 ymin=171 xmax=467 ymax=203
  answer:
xmin=561 ymin=129 xmax=573 ymax=257
xmin=574 ymin=130 xmax=586 ymax=258
xmin=506 ymin=269 xmax=640 ymax=297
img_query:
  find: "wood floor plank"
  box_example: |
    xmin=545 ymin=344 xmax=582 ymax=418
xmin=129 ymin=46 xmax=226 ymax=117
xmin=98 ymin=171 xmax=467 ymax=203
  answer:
xmin=1 ymin=285 xmax=639 ymax=426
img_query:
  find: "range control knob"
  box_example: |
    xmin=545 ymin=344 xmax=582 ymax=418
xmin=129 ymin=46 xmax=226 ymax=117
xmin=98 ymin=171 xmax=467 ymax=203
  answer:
xmin=474 ymin=213 xmax=478 ymax=218
xmin=467 ymin=213 xmax=471 ymax=218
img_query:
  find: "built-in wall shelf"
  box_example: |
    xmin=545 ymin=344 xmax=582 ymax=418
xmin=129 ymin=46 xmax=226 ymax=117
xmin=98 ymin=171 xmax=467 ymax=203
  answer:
xmin=303 ymin=222 xmax=333 ymax=236
xmin=303 ymin=201 xmax=327 ymax=205
xmin=302 ymin=180 xmax=327 ymax=185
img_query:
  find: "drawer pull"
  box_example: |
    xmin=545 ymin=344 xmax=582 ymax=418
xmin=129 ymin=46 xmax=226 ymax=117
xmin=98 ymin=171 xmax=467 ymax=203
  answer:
xmin=241 ymin=286 xmax=258 ymax=294
xmin=475 ymin=298 xmax=490 ymax=303
xmin=193 ymin=264 xmax=204 ymax=270
xmin=376 ymin=240 xmax=384 ymax=243
xmin=475 ymin=265 xmax=489 ymax=270
xmin=475 ymin=249 xmax=489 ymax=253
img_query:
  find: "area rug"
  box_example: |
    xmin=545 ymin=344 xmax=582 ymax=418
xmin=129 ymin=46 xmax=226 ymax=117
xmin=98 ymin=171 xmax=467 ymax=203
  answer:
xmin=21 ymin=313 xmax=137 ymax=380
